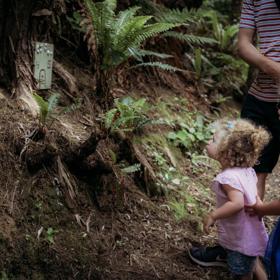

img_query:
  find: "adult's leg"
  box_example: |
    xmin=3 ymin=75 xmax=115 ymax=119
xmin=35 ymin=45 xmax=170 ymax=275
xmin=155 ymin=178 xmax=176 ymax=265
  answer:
xmin=241 ymin=94 xmax=280 ymax=198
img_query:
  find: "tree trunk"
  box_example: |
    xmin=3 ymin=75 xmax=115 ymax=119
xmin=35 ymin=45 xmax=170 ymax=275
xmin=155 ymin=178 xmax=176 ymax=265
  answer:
xmin=0 ymin=0 xmax=62 ymax=114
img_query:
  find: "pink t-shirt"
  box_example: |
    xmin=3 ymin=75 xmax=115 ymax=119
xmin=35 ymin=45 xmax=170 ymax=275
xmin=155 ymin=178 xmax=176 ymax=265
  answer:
xmin=212 ymin=167 xmax=268 ymax=256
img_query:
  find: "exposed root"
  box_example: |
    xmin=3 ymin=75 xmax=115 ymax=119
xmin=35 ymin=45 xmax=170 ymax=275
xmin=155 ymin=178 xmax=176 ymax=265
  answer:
xmin=53 ymin=60 xmax=78 ymax=101
xmin=57 ymin=156 xmax=78 ymax=209
xmin=16 ymin=81 xmax=39 ymax=117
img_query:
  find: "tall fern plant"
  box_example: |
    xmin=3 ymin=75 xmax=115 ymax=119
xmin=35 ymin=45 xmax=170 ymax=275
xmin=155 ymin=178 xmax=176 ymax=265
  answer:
xmin=81 ymin=0 xmax=178 ymax=109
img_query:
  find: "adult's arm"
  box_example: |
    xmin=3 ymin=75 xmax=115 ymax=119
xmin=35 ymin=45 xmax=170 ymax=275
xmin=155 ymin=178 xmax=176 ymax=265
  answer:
xmin=238 ymin=28 xmax=280 ymax=80
xmin=251 ymin=196 xmax=280 ymax=216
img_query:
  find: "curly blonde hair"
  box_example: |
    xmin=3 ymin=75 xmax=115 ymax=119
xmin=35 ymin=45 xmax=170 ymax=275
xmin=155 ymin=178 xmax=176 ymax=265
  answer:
xmin=214 ymin=119 xmax=270 ymax=168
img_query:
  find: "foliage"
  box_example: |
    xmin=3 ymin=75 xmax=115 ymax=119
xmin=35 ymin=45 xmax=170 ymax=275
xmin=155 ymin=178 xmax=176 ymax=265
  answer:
xmin=0 ymin=272 xmax=8 ymax=280
xmin=153 ymin=6 xmax=201 ymax=24
xmin=81 ymin=0 xmax=179 ymax=71
xmin=33 ymin=92 xmax=60 ymax=128
xmin=190 ymin=48 xmax=202 ymax=79
xmin=147 ymin=4 xmax=246 ymax=95
xmin=46 ymin=227 xmax=58 ymax=244
xmin=203 ymin=0 xmax=234 ymax=18
xmin=32 ymin=93 xmax=82 ymax=131
xmin=153 ymin=6 xmax=218 ymax=48
xmin=104 ymin=97 xmax=151 ymax=132
xmin=208 ymin=12 xmax=238 ymax=51
xmin=210 ymin=52 xmax=249 ymax=95
xmin=163 ymin=31 xmax=217 ymax=47
xmin=131 ymin=61 xmax=182 ymax=72
xmin=169 ymin=200 xmax=188 ymax=221
xmin=167 ymin=114 xmax=212 ymax=152
xmin=121 ymin=163 xmax=141 ymax=174
xmin=169 ymin=194 xmax=201 ymax=221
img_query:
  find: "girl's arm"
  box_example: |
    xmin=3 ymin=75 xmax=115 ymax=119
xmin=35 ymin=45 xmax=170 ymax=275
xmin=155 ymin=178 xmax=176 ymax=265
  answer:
xmin=203 ymin=184 xmax=244 ymax=234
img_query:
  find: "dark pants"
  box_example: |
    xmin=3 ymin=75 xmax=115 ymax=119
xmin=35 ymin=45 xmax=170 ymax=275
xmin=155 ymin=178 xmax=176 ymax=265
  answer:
xmin=241 ymin=94 xmax=280 ymax=173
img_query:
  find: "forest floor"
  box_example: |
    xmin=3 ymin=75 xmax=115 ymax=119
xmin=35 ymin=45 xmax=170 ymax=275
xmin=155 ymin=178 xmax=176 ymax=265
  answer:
xmin=0 ymin=69 xmax=279 ymax=279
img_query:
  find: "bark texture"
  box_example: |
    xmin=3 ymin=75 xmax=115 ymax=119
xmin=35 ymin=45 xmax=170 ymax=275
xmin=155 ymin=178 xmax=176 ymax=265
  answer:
xmin=0 ymin=0 xmax=63 ymax=113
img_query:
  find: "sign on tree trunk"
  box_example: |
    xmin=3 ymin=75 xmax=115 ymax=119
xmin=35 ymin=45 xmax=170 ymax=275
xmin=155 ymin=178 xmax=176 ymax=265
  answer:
xmin=34 ymin=42 xmax=54 ymax=90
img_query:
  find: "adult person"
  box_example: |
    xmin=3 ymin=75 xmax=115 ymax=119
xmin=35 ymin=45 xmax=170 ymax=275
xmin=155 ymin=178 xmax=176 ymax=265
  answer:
xmin=238 ymin=0 xmax=280 ymax=199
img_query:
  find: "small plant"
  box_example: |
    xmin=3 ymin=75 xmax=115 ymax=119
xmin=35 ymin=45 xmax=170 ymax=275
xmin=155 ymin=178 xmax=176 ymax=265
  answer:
xmin=104 ymin=97 xmax=151 ymax=132
xmin=33 ymin=92 xmax=60 ymax=129
xmin=192 ymin=48 xmax=202 ymax=79
xmin=169 ymin=200 xmax=187 ymax=221
xmin=0 ymin=271 xmax=8 ymax=280
xmin=46 ymin=227 xmax=58 ymax=244
xmin=169 ymin=194 xmax=201 ymax=221
xmin=121 ymin=163 xmax=141 ymax=174
xmin=208 ymin=12 xmax=238 ymax=51
xmin=167 ymin=114 xmax=211 ymax=152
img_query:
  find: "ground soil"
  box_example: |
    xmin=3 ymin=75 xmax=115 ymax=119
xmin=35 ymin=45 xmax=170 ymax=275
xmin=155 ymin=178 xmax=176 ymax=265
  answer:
xmin=0 ymin=63 xmax=278 ymax=280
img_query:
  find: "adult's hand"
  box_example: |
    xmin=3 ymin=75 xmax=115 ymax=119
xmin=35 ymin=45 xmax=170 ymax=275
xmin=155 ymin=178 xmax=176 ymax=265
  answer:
xmin=245 ymin=196 xmax=264 ymax=219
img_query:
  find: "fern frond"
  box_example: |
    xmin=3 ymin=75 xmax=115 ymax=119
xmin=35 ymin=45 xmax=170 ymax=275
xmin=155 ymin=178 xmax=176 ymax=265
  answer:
xmin=154 ymin=7 xmax=196 ymax=24
xmin=132 ymin=62 xmax=183 ymax=72
xmin=83 ymin=0 xmax=115 ymax=47
xmin=104 ymin=0 xmax=117 ymax=13
xmin=128 ymin=48 xmax=173 ymax=62
xmin=114 ymin=6 xmax=140 ymax=34
xmin=32 ymin=92 xmax=49 ymax=124
xmin=132 ymin=23 xmax=178 ymax=48
xmin=105 ymin=108 xmax=118 ymax=129
xmin=163 ymin=31 xmax=217 ymax=46
xmin=47 ymin=93 xmax=60 ymax=119
xmin=113 ymin=15 xmax=153 ymax=52
xmin=121 ymin=163 xmax=141 ymax=174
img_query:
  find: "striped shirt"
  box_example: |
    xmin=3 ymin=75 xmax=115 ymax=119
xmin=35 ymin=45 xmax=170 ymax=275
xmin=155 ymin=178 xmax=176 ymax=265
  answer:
xmin=240 ymin=0 xmax=280 ymax=102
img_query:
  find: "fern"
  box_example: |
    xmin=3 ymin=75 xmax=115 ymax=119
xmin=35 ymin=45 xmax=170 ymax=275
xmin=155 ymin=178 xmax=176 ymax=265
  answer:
xmin=104 ymin=97 xmax=151 ymax=132
xmin=154 ymin=6 xmax=200 ymax=24
xmin=163 ymin=31 xmax=217 ymax=46
xmin=82 ymin=0 xmax=179 ymax=70
xmin=128 ymin=48 xmax=173 ymax=62
xmin=33 ymin=92 xmax=49 ymax=125
xmin=33 ymin=92 xmax=60 ymax=126
xmin=121 ymin=163 xmax=141 ymax=174
xmin=47 ymin=93 xmax=60 ymax=117
xmin=132 ymin=62 xmax=183 ymax=72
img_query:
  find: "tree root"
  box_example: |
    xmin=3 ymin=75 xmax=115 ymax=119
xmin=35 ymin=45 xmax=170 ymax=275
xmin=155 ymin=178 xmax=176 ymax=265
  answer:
xmin=53 ymin=60 xmax=78 ymax=101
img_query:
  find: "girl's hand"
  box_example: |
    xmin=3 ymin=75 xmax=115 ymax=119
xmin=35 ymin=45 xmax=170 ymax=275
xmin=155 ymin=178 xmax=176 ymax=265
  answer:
xmin=203 ymin=213 xmax=216 ymax=234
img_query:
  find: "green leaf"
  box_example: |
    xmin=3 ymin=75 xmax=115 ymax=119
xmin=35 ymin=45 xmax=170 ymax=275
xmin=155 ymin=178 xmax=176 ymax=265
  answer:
xmin=132 ymin=62 xmax=183 ymax=72
xmin=163 ymin=31 xmax=217 ymax=46
xmin=32 ymin=92 xmax=49 ymax=124
xmin=129 ymin=48 xmax=173 ymax=62
xmin=121 ymin=163 xmax=141 ymax=173
xmin=176 ymin=130 xmax=188 ymax=141
xmin=47 ymin=93 xmax=60 ymax=119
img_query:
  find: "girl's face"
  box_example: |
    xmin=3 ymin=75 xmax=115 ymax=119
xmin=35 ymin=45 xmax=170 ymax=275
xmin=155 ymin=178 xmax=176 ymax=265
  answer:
xmin=206 ymin=132 xmax=221 ymax=159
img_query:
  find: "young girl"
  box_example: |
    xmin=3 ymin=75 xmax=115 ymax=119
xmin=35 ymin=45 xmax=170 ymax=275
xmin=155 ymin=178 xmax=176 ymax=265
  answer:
xmin=189 ymin=119 xmax=270 ymax=280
